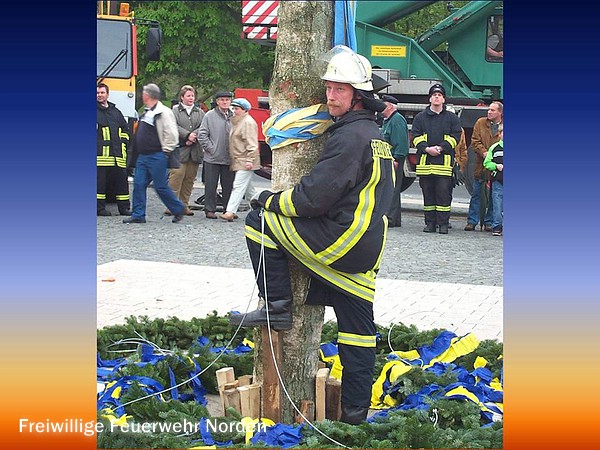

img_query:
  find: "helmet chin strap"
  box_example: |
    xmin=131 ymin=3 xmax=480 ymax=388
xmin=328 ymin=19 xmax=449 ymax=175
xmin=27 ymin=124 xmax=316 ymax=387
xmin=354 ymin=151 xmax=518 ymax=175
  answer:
xmin=348 ymin=90 xmax=362 ymax=111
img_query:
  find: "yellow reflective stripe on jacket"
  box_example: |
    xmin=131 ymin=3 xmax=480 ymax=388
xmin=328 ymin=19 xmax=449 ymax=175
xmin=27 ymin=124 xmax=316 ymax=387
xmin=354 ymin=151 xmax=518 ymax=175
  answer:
xmin=278 ymin=189 xmax=298 ymax=217
xmin=337 ymin=331 xmax=376 ymax=348
xmin=264 ymin=212 xmax=376 ymax=302
xmin=316 ymin=151 xmax=383 ymax=265
xmin=102 ymin=127 xmax=110 ymax=141
xmin=114 ymin=156 xmax=127 ymax=168
xmin=264 ymin=195 xmax=274 ymax=209
xmin=416 ymin=154 xmax=453 ymax=176
xmin=97 ymin=156 xmax=116 ymax=166
xmin=115 ymin=194 xmax=129 ymax=201
xmin=118 ymin=128 xmax=129 ymax=140
xmin=444 ymin=134 xmax=457 ymax=149
xmin=373 ymin=215 xmax=388 ymax=271
xmin=415 ymin=154 xmax=429 ymax=175
xmin=245 ymin=224 xmax=278 ymax=250
xmin=428 ymin=166 xmax=453 ymax=176
xmin=97 ymin=193 xmax=107 ymax=200
xmin=413 ymin=133 xmax=428 ymax=147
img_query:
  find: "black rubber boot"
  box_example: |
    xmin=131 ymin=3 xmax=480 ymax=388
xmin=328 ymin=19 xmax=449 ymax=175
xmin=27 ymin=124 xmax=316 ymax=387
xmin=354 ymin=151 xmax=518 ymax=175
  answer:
xmin=229 ymin=299 xmax=292 ymax=331
xmin=118 ymin=202 xmax=132 ymax=216
xmin=340 ymin=403 xmax=369 ymax=425
xmin=97 ymin=199 xmax=111 ymax=216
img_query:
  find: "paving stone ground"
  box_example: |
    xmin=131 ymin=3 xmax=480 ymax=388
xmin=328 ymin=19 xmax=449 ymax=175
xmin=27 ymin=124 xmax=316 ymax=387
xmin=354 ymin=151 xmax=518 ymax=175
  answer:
xmin=98 ymin=178 xmax=502 ymax=341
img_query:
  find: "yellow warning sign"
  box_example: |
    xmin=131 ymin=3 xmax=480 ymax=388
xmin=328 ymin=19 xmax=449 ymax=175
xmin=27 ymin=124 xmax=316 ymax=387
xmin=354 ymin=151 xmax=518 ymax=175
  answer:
xmin=371 ymin=45 xmax=407 ymax=57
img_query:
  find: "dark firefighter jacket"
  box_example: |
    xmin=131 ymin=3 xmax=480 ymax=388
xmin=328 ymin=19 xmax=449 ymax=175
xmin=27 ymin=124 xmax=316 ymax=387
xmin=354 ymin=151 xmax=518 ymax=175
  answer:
xmin=97 ymin=101 xmax=129 ymax=168
xmin=412 ymin=106 xmax=461 ymax=177
xmin=259 ymin=109 xmax=394 ymax=303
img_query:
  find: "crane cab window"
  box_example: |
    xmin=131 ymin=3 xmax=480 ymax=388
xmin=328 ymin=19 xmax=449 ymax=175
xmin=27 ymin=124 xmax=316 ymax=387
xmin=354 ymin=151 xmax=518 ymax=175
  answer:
xmin=486 ymin=15 xmax=503 ymax=62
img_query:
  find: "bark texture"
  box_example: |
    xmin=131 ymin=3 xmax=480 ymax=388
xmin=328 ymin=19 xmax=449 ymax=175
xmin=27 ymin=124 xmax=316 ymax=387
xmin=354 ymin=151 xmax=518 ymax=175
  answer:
xmin=254 ymin=0 xmax=334 ymax=423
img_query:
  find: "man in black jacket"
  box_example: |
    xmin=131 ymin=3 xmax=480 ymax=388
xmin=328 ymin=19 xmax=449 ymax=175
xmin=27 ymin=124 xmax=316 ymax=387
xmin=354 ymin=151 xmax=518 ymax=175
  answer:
xmin=230 ymin=45 xmax=394 ymax=424
xmin=411 ymin=84 xmax=462 ymax=234
xmin=97 ymin=83 xmax=131 ymax=216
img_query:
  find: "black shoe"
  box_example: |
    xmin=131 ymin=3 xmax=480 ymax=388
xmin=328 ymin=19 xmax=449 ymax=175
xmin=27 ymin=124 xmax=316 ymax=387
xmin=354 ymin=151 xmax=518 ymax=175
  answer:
xmin=439 ymin=224 xmax=449 ymax=234
xmin=172 ymin=214 xmax=184 ymax=223
xmin=464 ymin=223 xmax=476 ymax=231
xmin=423 ymin=225 xmax=437 ymax=233
xmin=340 ymin=403 xmax=369 ymax=425
xmin=447 ymin=223 xmax=452 ymax=229
xmin=205 ymin=211 xmax=217 ymax=219
xmin=123 ymin=217 xmax=146 ymax=224
xmin=229 ymin=299 xmax=292 ymax=331
xmin=119 ymin=209 xmax=132 ymax=216
xmin=97 ymin=210 xmax=112 ymax=217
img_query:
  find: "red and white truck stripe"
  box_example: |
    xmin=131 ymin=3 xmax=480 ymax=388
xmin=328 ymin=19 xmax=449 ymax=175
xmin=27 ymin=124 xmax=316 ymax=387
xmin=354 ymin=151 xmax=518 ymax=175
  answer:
xmin=242 ymin=0 xmax=279 ymax=40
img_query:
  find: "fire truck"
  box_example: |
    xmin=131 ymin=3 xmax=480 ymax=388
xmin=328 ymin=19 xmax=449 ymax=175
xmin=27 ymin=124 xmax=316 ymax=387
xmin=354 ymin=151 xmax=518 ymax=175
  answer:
xmin=241 ymin=0 xmax=503 ymax=192
xmin=96 ymin=1 xmax=162 ymax=127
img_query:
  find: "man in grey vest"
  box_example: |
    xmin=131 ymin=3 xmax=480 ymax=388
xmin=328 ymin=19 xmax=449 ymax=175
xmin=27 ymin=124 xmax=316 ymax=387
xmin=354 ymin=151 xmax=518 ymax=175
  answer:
xmin=198 ymin=91 xmax=235 ymax=219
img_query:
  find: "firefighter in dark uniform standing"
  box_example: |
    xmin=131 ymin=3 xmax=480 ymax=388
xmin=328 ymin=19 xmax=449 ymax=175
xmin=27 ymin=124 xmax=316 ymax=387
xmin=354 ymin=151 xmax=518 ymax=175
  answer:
xmin=412 ymin=83 xmax=462 ymax=234
xmin=229 ymin=45 xmax=394 ymax=424
xmin=97 ymin=82 xmax=131 ymax=216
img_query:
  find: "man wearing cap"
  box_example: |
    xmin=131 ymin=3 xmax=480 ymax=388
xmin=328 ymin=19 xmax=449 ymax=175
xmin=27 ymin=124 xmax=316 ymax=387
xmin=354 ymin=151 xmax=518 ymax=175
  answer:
xmin=124 ymin=83 xmax=186 ymax=224
xmin=220 ymin=98 xmax=260 ymax=222
xmin=198 ymin=91 xmax=235 ymax=219
xmin=230 ymin=45 xmax=394 ymax=424
xmin=380 ymin=95 xmax=409 ymax=227
xmin=411 ymin=83 xmax=462 ymax=234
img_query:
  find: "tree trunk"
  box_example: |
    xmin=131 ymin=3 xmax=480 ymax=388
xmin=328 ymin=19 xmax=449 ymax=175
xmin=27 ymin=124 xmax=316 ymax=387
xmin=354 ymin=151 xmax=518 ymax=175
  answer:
xmin=253 ymin=1 xmax=334 ymax=424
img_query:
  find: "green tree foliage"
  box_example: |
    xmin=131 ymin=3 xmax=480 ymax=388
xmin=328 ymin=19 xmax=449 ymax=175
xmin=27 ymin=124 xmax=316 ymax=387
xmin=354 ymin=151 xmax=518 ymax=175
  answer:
xmin=389 ymin=1 xmax=469 ymax=37
xmin=131 ymin=1 xmax=274 ymax=103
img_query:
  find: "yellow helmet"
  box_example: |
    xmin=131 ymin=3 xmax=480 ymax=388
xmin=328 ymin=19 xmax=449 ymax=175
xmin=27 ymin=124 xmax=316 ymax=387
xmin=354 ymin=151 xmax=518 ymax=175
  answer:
xmin=319 ymin=45 xmax=373 ymax=91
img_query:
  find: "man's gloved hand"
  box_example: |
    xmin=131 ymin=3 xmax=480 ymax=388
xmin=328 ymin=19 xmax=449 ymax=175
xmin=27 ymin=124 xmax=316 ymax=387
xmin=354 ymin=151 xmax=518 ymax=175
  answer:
xmin=453 ymin=164 xmax=466 ymax=187
xmin=250 ymin=190 xmax=274 ymax=210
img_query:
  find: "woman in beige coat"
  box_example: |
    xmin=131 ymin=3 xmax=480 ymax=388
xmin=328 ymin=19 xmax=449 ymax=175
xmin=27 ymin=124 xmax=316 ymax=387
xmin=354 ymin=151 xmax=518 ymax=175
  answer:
xmin=220 ymin=98 xmax=261 ymax=221
xmin=166 ymin=85 xmax=205 ymax=215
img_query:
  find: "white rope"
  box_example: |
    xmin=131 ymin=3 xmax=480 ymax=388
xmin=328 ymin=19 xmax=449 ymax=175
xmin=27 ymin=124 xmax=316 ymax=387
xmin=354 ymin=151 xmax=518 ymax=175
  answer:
xmin=105 ymin=208 xmax=352 ymax=448
xmin=111 ymin=244 xmax=266 ymax=411
xmin=260 ymin=209 xmax=351 ymax=449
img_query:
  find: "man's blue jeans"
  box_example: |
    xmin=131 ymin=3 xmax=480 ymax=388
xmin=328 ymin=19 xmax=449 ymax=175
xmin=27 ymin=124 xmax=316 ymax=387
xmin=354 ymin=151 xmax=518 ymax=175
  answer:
xmin=467 ymin=178 xmax=493 ymax=226
xmin=490 ymin=181 xmax=503 ymax=230
xmin=131 ymin=152 xmax=184 ymax=219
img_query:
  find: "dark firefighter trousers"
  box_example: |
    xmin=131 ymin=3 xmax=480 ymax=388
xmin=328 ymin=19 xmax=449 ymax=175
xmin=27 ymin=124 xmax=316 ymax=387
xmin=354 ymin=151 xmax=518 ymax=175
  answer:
xmin=97 ymin=166 xmax=130 ymax=213
xmin=246 ymin=209 xmax=376 ymax=408
xmin=419 ymin=174 xmax=453 ymax=227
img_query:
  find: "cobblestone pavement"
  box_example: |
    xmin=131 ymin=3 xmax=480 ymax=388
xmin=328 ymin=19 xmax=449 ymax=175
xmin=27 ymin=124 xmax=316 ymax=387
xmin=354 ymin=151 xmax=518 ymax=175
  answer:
xmin=98 ymin=180 xmax=503 ymax=341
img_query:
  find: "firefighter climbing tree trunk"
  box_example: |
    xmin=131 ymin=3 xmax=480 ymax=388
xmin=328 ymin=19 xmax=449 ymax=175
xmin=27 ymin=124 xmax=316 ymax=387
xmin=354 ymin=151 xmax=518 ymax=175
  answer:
xmin=253 ymin=1 xmax=334 ymax=423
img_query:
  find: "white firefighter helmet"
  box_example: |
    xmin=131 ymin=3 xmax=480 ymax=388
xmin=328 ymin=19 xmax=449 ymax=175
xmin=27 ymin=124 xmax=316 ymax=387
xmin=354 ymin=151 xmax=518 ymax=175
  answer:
xmin=319 ymin=45 xmax=374 ymax=91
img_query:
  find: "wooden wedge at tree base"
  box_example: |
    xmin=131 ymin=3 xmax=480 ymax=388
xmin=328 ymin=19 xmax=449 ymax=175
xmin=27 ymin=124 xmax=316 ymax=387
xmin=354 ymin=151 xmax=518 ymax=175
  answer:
xmin=238 ymin=374 xmax=253 ymax=386
xmin=315 ymin=367 xmax=330 ymax=421
xmin=215 ymin=367 xmax=235 ymax=415
xmin=224 ymin=386 xmax=242 ymax=416
xmin=325 ymin=376 xmax=342 ymax=421
xmin=295 ymin=400 xmax=315 ymax=424
xmin=261 ymin=326 xmax=283 ymax=422
xmin=238 ymin=383 xmax=261 ymax=419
